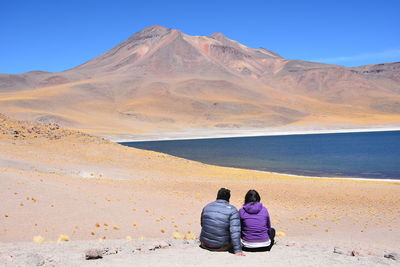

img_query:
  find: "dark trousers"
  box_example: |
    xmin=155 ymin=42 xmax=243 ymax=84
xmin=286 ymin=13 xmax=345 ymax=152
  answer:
xmin=242 ymin=228 xmax=275 ymax=252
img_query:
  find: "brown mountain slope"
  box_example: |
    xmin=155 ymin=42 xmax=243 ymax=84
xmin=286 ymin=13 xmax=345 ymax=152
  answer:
xmin=1 ymin=25 xmax=400 ymax=139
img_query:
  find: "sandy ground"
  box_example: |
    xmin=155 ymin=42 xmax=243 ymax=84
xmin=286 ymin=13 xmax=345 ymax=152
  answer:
xmin=1 ymin=114 xmax=400 ymax=265
xmin=1 ymin=238 xmax=399 ymax=266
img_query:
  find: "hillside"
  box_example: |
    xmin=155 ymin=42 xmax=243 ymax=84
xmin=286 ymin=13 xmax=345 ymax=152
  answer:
xmin=1 ymin=25 xmax=400 ymax=139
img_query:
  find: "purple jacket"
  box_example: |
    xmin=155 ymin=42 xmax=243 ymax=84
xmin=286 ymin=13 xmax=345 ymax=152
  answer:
xmin=239 ymin=202 xmax=271 ymax=242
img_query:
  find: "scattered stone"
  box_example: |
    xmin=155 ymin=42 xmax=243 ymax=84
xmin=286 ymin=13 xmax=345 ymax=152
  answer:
xmin=350 ymin=248 xmax=375 ymax=257
xmin=284 ymin=241 xmax=299 ymax=247
xmin=145 ymin=245 xmax=157 ymax=251
xmin=0 ymin=113 xmax=110 ymax=143
xmin=182 ymin=239 xmax=199 ymax=246
xmin=333 ymin=246 xmax=348 ymax=255
xmin=155 ymin=241 xmax=170 ymax=249
xmin=158 ymin=241 xmax=171 ymax=248
xmin=7 ymin=130 xmax=19 ymax=135
xmin=384 ymin=252 xmax=399 ymax=261
xmin=351 ymin=249 xmax=361 ymax=256
xmin=85 ymin=249 xmax=103 ymax=260
xmin=102 ymin=247 xmax=120 ymax=255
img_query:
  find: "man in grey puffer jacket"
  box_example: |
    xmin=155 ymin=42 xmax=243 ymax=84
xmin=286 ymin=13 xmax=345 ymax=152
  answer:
xmin=200 ymin=188 xmax=245 ymax=256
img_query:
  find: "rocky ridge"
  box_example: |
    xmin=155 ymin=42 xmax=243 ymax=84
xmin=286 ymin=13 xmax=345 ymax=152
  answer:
xmin=0 ymin=113 xmax=109 ymax=143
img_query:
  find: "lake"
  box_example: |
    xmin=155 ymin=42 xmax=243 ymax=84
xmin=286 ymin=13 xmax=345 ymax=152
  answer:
xmin=120 ymin=131 xmax=400 ymax=179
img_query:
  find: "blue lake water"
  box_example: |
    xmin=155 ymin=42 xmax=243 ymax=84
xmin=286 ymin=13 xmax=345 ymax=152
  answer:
xmin=120 ymin=131 xmax=400 ymax=179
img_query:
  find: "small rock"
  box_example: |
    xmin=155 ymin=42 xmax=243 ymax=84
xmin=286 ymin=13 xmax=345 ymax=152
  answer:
xmin=334 ymin=246 xmax=347 ymax=255
xmin=351 ymin=249 xmax=360 ymax=256
xmin=351 ymin=248 xmax=372 ymax=257
xmin=102 ymin=247 xmax=120 ymax=255
xmin=85 ymin=249 xmax=103 ymax=260
xmin=145 ymin=245 xmax=157 ymax=251
xmin=157 ymin=241 xmax=171 ymax=249
xmin=7 ymin=130 xmax=19 ymax=135
xmin=285 ymin=241 xmax=298 ymax=247
xmin=182 ymin=239 xmax=198 ymax=246
xmin=384 ymin=252 xmax=399 ymax=261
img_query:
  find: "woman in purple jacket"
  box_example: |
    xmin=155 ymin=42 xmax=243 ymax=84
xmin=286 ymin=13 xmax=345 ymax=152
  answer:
xmin=239 ymin=189 xmax=275 ymax=252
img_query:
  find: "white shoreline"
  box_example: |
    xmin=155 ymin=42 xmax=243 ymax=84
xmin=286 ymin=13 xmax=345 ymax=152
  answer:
xmin=258 ymin=169 xmax=400 ymax=183
xmin=110 ymin=127 xmax=400 ymax=142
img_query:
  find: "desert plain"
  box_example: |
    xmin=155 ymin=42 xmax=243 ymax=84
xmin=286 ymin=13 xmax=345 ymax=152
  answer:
xmin=1 ymin=113 xmax=400 ymax=266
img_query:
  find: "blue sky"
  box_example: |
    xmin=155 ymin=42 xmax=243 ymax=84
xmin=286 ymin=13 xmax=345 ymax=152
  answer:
xmin=1 ymin=0 xmax=399 ymax=74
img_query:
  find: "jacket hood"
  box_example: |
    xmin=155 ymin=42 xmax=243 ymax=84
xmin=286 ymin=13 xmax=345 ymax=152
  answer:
xmin=243 ymin=202 xmax=263 ymax=214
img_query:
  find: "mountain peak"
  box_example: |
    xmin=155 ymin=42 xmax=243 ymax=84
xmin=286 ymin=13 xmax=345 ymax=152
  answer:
xmin=210 ymin=32 xmax=228 ymax=41
xmin=142 ymin=25 xmax=170 ymax=32
xmin=129 ymin=25 xmax=173 ymax=41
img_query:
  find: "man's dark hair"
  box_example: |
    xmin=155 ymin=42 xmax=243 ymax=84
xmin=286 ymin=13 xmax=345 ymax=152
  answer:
xmin=244 ymin=189 xmax=261 ymax=204
xmin=216 ymin=188 xmax=231 ymax=201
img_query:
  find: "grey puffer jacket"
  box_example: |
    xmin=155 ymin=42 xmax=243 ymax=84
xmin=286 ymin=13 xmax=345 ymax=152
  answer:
xmin=200 ymin=200 xmax=242 ymax=253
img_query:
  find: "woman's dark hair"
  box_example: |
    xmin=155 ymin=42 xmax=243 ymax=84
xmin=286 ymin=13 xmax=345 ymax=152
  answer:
xmin=217 ymin=188 xmax=231 ymax=201
xmin=244 ymin=189 xmax=261 ymax=204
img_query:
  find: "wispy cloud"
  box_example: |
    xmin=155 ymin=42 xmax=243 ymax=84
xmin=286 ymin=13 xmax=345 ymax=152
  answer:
xmin=310 ymin=49 xmax=400 ymax=65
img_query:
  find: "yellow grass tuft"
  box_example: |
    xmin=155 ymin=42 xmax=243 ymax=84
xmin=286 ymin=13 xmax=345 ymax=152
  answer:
xmin=276 ymin=231 xmax=286 ymax=237
xmin=184 ymin=231 xmax=196 ymax=240
xmin=57 ymin=234 xmax=70 ymax=243
xmin=19 ymin=202 xmax=24 ymax=206
xmin=126 ymin=235 xmax=132 ymax=241
xmin=132 ymin=223 xmax=138 ymax=227
xmin=33 ymin=236 xmax=44 ymax=243
xmin=113 ymin=225 xmax=120 ymax=230
xmin=91 ymin=232 xmax=96 ymax=235
xmin=160 ymin=228 xmax=165 ymax=233
xmin=95 ymin=223 xmax=100 ymax=227
xmin=172 ymin=231 xmax=183 ymax=239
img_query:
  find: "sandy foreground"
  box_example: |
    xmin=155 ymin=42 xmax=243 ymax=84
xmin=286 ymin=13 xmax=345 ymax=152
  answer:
xmin=1 ymin=114 xmax=400 ymax=266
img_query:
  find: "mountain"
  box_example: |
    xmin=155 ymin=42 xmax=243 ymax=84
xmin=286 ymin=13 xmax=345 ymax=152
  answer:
xmin=1 ymin=25 xmax=400 ymax=139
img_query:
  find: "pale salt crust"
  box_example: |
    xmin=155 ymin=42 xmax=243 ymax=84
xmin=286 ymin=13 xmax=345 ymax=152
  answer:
xmin=110 ymin=127 xmax=400 ymax=142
